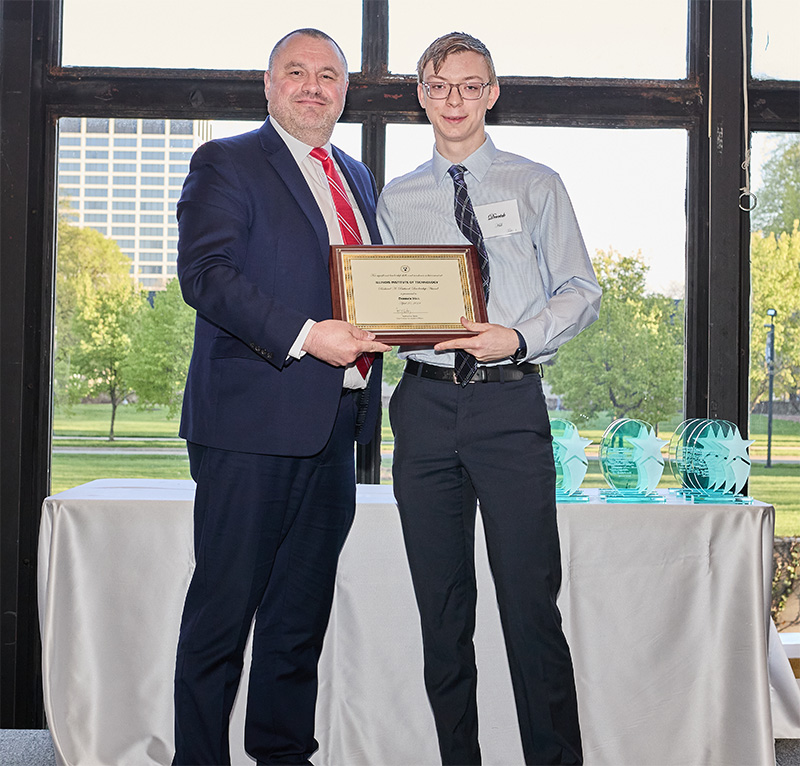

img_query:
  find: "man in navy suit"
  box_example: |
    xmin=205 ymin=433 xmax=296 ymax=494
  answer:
xmin=172 ymin=28 xmax=390 ymax=766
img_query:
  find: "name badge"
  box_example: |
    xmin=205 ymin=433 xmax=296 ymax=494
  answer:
xmin=473 ymin=199 xmax=522 ymax=238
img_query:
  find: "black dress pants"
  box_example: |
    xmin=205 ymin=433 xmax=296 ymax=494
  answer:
xmin=173 ymin=392 xmax=357 ymax=766
xmin=390 ymin=371 xmax=582 ymax=766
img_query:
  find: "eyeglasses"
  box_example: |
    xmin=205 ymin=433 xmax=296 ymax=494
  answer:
xmin=421 ymin=81 xmax=492 ymax=100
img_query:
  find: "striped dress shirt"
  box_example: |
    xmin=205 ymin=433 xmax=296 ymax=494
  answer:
xmin=376 ymin=135 xmax=602 ymax=367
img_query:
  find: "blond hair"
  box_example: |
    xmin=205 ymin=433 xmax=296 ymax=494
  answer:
xmin=416 ymin=32 xmax=497 ymax=85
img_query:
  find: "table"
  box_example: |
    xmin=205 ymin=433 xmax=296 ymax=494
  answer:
xmin=39 ymin=480 xmax=800 ymax=765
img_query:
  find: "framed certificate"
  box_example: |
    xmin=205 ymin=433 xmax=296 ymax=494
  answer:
xmin=329 ymin=245 xmax=488 ymax=344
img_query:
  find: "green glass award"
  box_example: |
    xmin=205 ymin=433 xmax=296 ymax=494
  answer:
xmin=599 ymin=418 xmax=668 ymax=502
xmin=551 ymin=419 xmax=592 ymax=502
xmin=668 ymin=418 xmax=754 ymax=503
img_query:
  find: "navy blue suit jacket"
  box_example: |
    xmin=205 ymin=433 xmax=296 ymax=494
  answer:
xmin=177 ymin=118 xmax=383 ymax=456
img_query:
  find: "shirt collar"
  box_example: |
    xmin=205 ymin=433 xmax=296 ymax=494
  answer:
xmin=432 ymin=134 xmax=497 ymax=186
xmin=269 ymin=116 xmax=332 ymax=165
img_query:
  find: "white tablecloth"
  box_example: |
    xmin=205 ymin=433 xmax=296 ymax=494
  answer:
xmin=39 ymin=479 xmax=800 ymax=765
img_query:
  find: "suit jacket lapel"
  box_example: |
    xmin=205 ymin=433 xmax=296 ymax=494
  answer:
xmin=332 ymin=146 xmax=381 ymax=245
xmin=258 ymin=118 xmax=381 ymax=261
xmin=259 ymin=119 xmax=330 ymax=263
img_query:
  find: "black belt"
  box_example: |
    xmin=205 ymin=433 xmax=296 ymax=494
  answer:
xmin=404 ymin=359 xmax=541 ymax=384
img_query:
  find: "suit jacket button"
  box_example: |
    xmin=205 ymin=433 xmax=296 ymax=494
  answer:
xmin=265 ymin=352 xmax=273 ymax=359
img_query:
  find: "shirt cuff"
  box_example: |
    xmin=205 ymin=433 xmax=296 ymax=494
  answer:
xmin=512 ymin=328 xmax=528 ymax=361
xmin=288 ymin=319 xmax=315 ymax=360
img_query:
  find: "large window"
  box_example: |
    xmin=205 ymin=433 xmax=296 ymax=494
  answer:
xmin=3 ymin=0 xmax=799 ymax=725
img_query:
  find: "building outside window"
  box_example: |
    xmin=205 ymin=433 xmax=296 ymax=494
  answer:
xmin=57 ymin=117 xmax=211 ymax=288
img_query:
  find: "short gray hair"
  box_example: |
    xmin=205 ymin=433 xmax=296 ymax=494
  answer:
xmin=268 ymin=28 xmax=348 ymax=72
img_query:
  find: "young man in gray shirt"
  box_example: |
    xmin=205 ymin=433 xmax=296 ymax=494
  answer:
xmin=377 ymin=31 xmax=600 ymax=766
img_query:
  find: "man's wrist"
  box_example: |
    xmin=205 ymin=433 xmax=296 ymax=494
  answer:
xmin=511 ymin=329 xmax=527 ymax=362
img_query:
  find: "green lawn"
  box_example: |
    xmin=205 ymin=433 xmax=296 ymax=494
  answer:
xmin=53 ymin=403 xmax=181 ymax=438
xmin=383 ymin=408 xmax=800 ymax=456
xmin=751 ymin=464 xmax=800 ymax=537
xmin=53 ymin=403 xmax=800 ymax=535
xmin=748 ymin=414 xmax=800 ymax=461
xmin=51 ymin=404 xmax=189 ymax=493
xmin=51 ymin=453 xmax=192 ymax=494
xmin=54 ymin=438 xmax=183 ymax=448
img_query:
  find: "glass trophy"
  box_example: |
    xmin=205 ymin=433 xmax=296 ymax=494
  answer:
xmin=551 ymin=419 xmax=592 ymax=502
xmin=668 ymin=418 xmax=706 ymax=499
xmin=599 ymin=418 xmax=668 ymax=502
xmin=668 ymin=418 xmax=754 ymax=503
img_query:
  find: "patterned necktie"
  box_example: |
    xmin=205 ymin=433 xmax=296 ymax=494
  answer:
xmin=311 ymin=147 xmax=373 ymax=378
xmin=448 ymin=164 xmax=490 ymax=385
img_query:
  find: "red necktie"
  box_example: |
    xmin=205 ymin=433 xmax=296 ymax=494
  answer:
xmin=310 ymin=147 xmax=373 ymax=378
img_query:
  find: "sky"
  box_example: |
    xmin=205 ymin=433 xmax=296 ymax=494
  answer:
xmin=60 ymin=0 xmax=799 ymax=295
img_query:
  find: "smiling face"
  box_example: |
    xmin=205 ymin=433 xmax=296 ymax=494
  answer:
xmin=264 ymin=33 xmax=348 ymax=147
xmin=418 ymin=50 xmax=500 ymax=163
